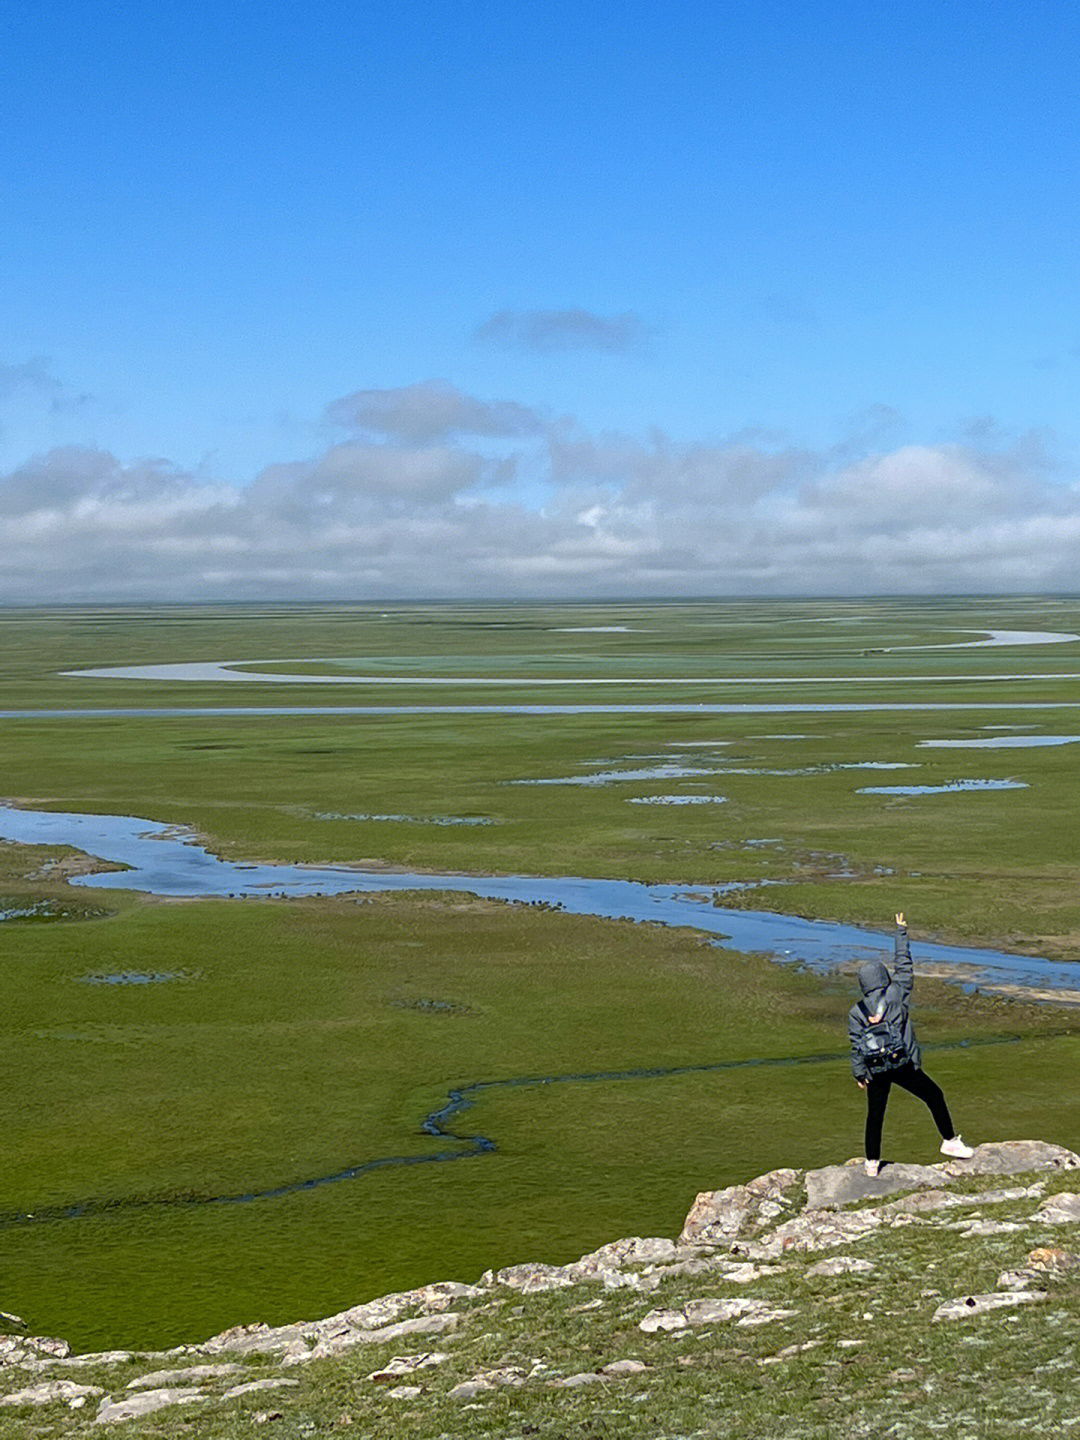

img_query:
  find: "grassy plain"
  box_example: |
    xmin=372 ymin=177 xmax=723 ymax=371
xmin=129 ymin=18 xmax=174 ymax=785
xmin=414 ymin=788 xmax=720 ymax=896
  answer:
xmin=2 ymin=598 xmax=1080 ymax=1351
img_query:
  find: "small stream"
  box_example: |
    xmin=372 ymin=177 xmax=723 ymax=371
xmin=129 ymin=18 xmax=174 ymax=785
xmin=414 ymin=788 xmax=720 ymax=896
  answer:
xmin=0 ymin=1036 xmax=1033 ymax=1231
xmin=2 ymin=802 xmax=1076 ymax=1228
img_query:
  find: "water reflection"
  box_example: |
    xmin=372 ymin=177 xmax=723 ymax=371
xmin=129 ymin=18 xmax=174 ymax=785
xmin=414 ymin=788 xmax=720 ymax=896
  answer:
xmin=920 ymin=735 xmax=1080 ymax=749
xmin=858 ymin=780 xmax=1028 ymax=796
xmin=0 ymin=804 xmax=1076 ymax=997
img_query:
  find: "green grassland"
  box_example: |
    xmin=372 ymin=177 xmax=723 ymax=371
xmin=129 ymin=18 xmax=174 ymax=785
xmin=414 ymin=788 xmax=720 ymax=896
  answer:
xmin=2 ymin=598 xmax=1080 ymax=1352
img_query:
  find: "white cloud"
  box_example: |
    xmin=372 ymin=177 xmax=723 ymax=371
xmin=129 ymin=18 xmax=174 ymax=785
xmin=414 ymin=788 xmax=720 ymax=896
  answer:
xmin=475 ymin=309 xmax=648 ymax=354
xmin=0 ymin=357 xmax=64 ymax=402
xmin=324 ymin=379 xmax=546 ymax=442
xmin=1 ymin=386 xmax=1079 ymax=600
xmin=0 ymin=357 xmax=92 ymax=415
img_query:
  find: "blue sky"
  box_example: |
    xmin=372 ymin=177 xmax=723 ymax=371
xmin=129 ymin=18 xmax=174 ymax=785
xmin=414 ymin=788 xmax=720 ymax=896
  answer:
xmin=3 ymin=1 xmax=1080 ymax=598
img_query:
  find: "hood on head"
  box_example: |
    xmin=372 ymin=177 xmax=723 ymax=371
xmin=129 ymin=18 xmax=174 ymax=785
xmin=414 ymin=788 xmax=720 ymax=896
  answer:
xmin=858 ymin=960 xmax=892 ymax=997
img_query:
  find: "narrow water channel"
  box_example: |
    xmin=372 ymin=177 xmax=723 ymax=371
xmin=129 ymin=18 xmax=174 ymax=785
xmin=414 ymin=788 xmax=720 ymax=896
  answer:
xmin=2 ymin=803 xmax=1075 ymax=1232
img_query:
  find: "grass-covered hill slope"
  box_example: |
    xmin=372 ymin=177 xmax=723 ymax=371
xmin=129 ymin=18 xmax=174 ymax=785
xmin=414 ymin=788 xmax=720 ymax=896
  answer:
xmin=4 ymin=1140 xmax=1080 ymax=1439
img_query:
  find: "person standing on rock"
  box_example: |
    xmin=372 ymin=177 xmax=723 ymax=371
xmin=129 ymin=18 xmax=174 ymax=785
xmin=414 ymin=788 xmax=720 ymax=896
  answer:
xmin=850 ymin=913 xmax=974 ymax=1177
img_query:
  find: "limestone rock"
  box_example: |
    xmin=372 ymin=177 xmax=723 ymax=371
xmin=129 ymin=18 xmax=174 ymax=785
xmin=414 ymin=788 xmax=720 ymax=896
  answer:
xmin=736 ymin=1306 xmax=799 ymax=1327
xmin=485 ymin=1252 xmax=661 ymax=1293
xmin=284 ymin=1311 xmax=460 ymax=1365
xmin=643 ymin=1256 xmax=723 ymax=1280
xmin=932 ymin=1291 xmax=1047 ymax=1322
xmin=945 ymin=1218 xmax=1026 ymax=1236
xmin=94 ymin=1387 xmax=204 ymax=1424
xmin=199 ymin=1280 xmax=478 ymax=1360
xmin=0 ymin=1380 xmax=102 ymax=1407
xmin=449 ymin=1366 xmax=527 ymax=1398
xmin=765 ymin=1340 xmax=822 ymax=1363
xmin=1027 ymin=1246 xmax=1080 ymax=1270
xmin=805 ymin=1161 xmax=945 ymax=1210
xmin=385 ymin=1386 xmax=422 ymax=1399
xmin=683 ymin=1296 xmax=763 ymax=1325
xmin=576 ymin=1237 xmax=677 ymax=1269
xmin=883 ymin=1190 xmax=962 ymax=1215
xmin=640 ymin=1295 xmax=790 ymax=1332
xmin=221 ymin=1379 xmax=300 ymax=1400
xmin=638 ymin=1309 xmax=688 ymax=1333
xmin=128 ymin=1363 xmax=241 ymax=1389
xmin=43 ymin=1349 xmax=136 ymax=1371
xmin=972 ymin=1185 xmax=1046 ymax=1205
xmin=482 ymin=1262 xmax=578 ymax=1294
xmin=753 ymin=1206 xmax=882 ymax=1257
xmin=565 ymin=1237 xmax=674 ymax=1291
xmin=366 ymin=1352 xmax=449 ymax=1383
xmin=714 ymin=1260 xmax=785 ymax=1283
xmin=802 ymin=1144 xmax=1074 ymax=1213
xmin=547 ymin=1371 xmax=606 ymax=1387
xmin=806 ymin=1255 xmax=876 ymax=1277
xmin=939 ymin=1141 xmax=1080 ymax=1178
xmin=412 ymin=1282 xmax=484 ymax=1306
xmin=1033 ymin=1191 xmax=1080 ymax=1224
xmin=680 ymin=1168 xmax=801 ymax=1244
xmin=601 ymin=1359 xmax=649 ymax=1375
xmin=0 ymin=1334 xmax=70 ymax=1367
xmin=199 ymin=1322 xmax=306 ymax=1358
xmin=999 ymin=1247 xmax=1080 ymax=1291
xmin=449 ymin=1379 xmax=494 ymax=1398
xmin=996 ymin=1269 xmax=1047 ymax=1291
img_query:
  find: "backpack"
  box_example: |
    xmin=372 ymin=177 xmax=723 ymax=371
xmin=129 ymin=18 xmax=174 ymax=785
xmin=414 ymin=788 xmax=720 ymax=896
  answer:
xmin=855 ymin=1001 xmax=909 ymax=1075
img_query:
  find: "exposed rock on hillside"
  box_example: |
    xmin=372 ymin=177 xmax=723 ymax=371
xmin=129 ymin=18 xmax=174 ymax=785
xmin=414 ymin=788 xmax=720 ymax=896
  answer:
xmin=3 ymin=1139 xmax=1080 ymax=1435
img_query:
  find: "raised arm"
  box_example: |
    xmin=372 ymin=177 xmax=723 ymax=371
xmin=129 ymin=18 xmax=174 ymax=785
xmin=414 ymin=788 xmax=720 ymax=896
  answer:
xmin=893 ymin=911 xmax=913 ymax=1000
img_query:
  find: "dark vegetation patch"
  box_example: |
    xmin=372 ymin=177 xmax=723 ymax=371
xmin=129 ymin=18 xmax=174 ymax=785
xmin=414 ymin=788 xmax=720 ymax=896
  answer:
xmin=387 ymin=996 xmax=475 ymax=1015
xmin=0 ymin=892 xmax=111 ymax=923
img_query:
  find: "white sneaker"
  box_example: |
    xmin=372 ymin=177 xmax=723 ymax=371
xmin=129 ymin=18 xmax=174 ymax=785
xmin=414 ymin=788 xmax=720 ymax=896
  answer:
xmin=941 ymin=1135 xmax=975 ymax=1159
xmin=865 ymin=1159 xmax=881 ymax=1178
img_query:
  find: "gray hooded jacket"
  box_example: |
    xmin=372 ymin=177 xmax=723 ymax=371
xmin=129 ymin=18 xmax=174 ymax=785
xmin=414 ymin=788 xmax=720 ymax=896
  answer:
xmin=848 ymin=925 xmax=921 ymax=1080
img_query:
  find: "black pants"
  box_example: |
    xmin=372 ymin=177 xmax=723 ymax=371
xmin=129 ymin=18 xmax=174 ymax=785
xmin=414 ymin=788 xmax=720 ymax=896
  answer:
xmin=864 ymin=1064 xmax=954 ymax=1161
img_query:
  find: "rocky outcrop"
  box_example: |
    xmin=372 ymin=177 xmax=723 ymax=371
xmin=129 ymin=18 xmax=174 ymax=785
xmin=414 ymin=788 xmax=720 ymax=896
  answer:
xmin=803 ymin=1141 xmax=1077 ymax=1210
xmin=482 ymin=1236 xmax=678 ymax=1294
xmin=197 ymin=1280 xmax=480 ymax=1363
xmin=804 ymin=1160 xmax=946 ymax=1208
xmin=367 ymin=1353 xmax=449 ymax=1383
xmin=1034 ymin=1190 xmax=1080 ymax=1223
xmin=4 ymin=1138 xmax=1080 ymax=1428
xmin=940 ymin=1140 xmax=1079 ymax=1178
xmin=805 ymin=1255 xmax=875 ymax=1276
xmin=95 ymin=1387 xmax=204 ymax=1425
xmin=639 ymin=1296 xmax=798 ymax=1332
xmin=932 ymin=1291 xmax=1047 ymax=1322
xmin=0 ymin=1380 xmax=102 ymax=1408
xmin=126 ymin=1364 xmax=240 ymax=1389
xmin=0 ymin=1335 xmax=69 ymax=1367
xmin=679 ymin=1168 xmax=801 ymax=1244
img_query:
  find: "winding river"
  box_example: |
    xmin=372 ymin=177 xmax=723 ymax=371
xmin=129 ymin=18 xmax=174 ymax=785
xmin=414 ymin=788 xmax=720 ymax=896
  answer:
xmin=57 ymin=628 xmax=1080 ymax=685
xmin=2 ymin=805 xmax=1076 ymax=994
xmin=3 ymin=802 xmax=1076 ymax=1228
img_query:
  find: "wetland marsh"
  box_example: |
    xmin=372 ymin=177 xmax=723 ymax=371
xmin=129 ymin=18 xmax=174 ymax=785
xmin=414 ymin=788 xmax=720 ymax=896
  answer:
xmin=3 ymin=598 xmax=1080 ymax=1351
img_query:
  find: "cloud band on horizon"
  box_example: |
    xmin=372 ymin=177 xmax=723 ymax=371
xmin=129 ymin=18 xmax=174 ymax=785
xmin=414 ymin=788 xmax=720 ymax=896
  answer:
xmin=1 ymin=381 xmax=1077 ymax=602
